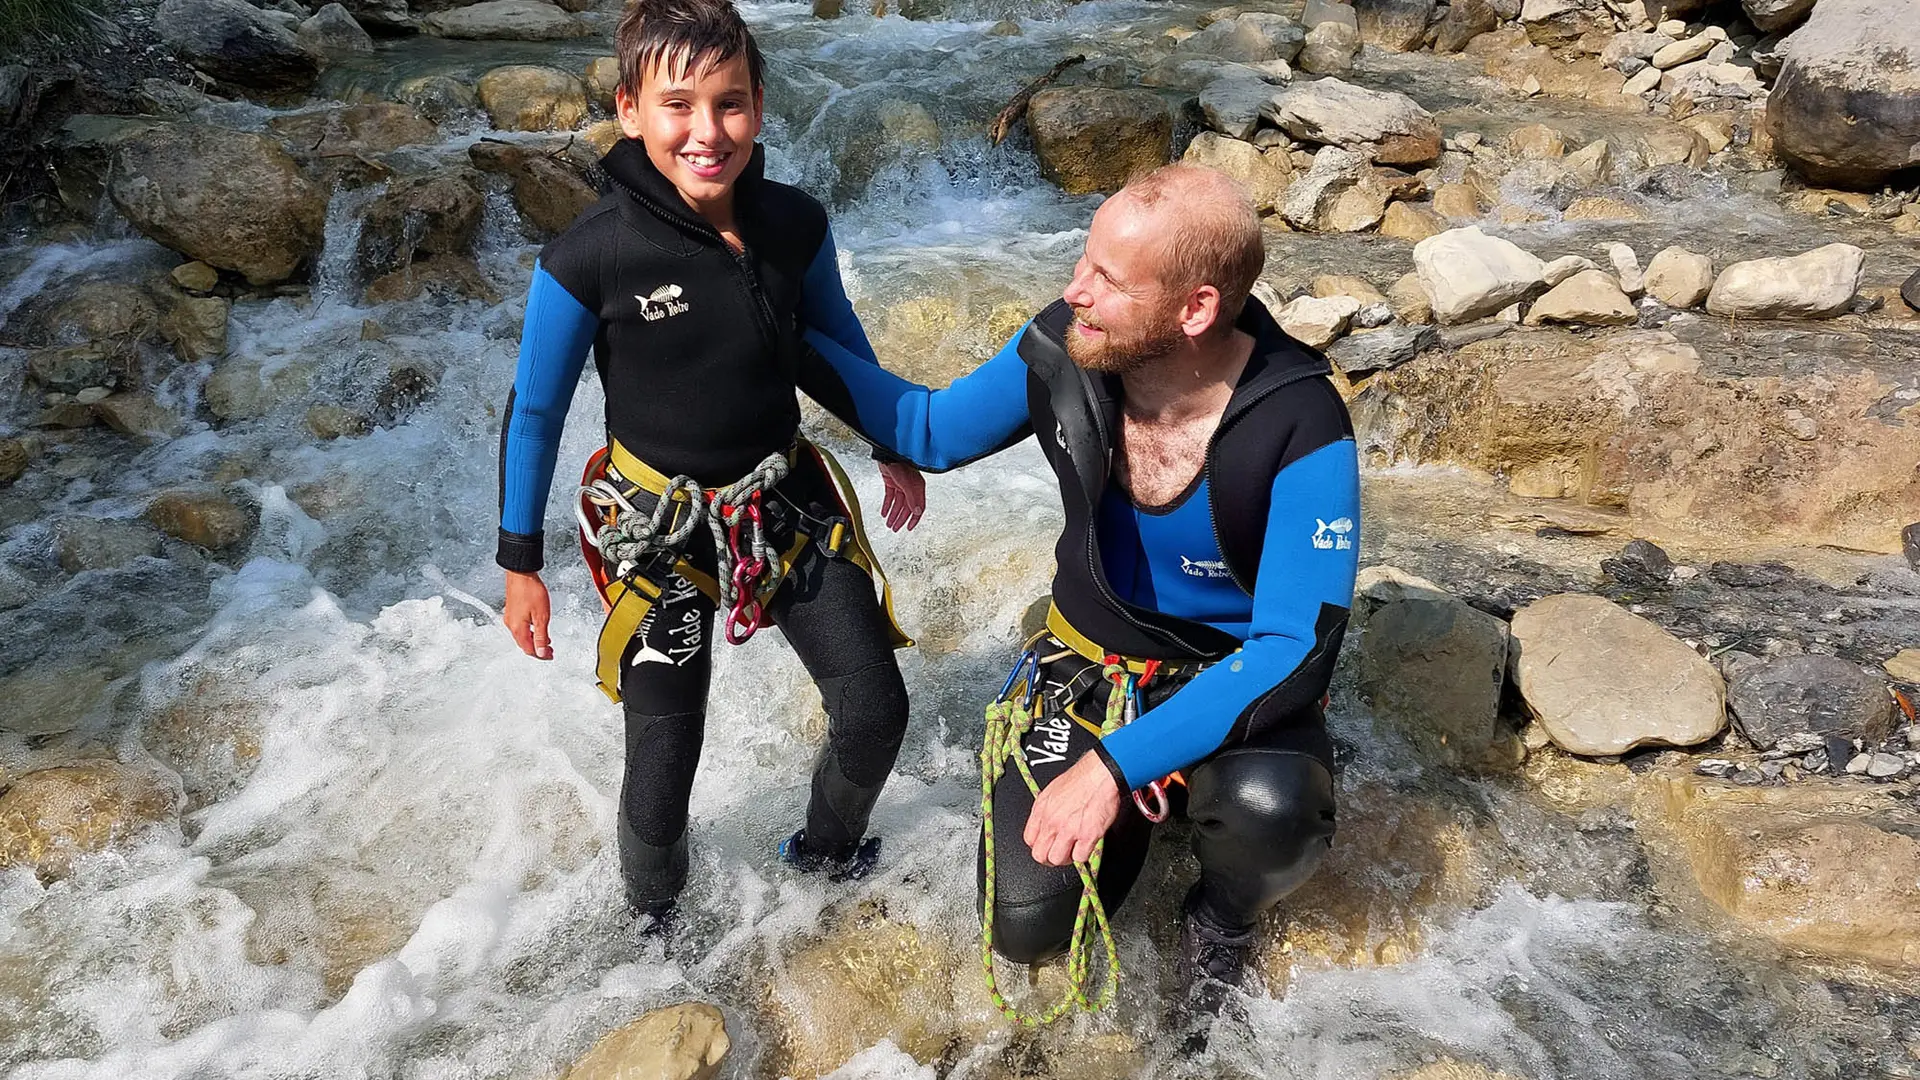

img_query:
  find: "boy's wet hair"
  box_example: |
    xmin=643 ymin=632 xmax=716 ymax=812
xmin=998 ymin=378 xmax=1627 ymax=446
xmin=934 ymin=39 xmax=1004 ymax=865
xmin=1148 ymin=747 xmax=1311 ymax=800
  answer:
xmin=614 ymin=0 xmax=765 ymax=101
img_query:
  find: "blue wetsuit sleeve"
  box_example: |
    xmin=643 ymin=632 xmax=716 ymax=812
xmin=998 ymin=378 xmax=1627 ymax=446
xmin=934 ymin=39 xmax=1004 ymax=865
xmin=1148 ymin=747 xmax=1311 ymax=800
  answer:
xmin=1094 ymin=438 xmax=1360 ymax=789
xmin=496 ymin=262 xmax=599 ymax=572
xmin=796 ymin=227 xmax=880 ymax=365
xmin=796 ymin=325 xmax=1034 ymax=472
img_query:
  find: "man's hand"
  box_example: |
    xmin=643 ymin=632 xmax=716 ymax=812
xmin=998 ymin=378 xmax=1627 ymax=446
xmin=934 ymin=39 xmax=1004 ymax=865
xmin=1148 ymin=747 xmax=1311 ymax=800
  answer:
xmin=1024 ymin=751 xmax=1123 ymax=867
xmin=504 ymin=570 xmax=553 ymax=659
xmin=877 ymin=460 xmax=926 ymax=532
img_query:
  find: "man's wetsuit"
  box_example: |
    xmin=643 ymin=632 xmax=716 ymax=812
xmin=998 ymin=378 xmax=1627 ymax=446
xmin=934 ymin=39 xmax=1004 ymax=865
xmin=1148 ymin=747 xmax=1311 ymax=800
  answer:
xmin=798 ymin=297 xmax=1358 ymax=957
xmin=497 ymin=138 xmax=910 ymax=910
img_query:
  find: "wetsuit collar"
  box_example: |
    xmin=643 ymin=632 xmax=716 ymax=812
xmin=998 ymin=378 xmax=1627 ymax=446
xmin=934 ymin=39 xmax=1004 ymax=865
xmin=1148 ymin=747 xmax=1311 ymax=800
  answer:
xmin=600 ymin=136 xmax=766 ymax=235
xmin=1225 ymin=297 xmax=1332 ymax=406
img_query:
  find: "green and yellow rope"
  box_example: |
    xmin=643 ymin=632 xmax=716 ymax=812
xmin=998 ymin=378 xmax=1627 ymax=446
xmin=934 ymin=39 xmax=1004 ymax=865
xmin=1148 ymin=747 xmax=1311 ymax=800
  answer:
xmin=978 ymin=661 xmax=1132 ymax=1025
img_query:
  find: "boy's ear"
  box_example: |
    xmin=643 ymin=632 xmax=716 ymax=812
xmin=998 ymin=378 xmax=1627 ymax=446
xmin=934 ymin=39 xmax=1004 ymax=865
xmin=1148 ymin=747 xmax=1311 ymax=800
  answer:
xmin=614 ymin=84 xmax=646 ymax=141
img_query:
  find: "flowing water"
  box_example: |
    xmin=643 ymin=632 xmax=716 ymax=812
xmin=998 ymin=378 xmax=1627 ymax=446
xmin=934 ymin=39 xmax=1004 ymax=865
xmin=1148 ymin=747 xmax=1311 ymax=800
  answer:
xmin=2 ymin=2 xmax=1918 ymax=1077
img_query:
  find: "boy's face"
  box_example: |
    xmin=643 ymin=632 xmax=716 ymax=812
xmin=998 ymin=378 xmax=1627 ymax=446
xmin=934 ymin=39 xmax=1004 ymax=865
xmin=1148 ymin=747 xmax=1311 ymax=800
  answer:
xmin=617 ymin=50 xmax=764 ymax=217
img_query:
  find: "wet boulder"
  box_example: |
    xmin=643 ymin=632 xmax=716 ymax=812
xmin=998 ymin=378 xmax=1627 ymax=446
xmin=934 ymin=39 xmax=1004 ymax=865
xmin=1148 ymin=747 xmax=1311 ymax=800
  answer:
xmin=1519 ymin=0 xmax=1610 ymax=48
xmin=583 ymin=55 xmax=620 ymax=111
xmin=27 ymin=345 xmax=131 ymax=394
xmin=364 ymin=254 xmax=501 ymax=305
xmin=358 ymin=168 xmax=486 ymax=276
xmin=395 ymin=75 xmax=477 ymax=122
xmin=109 ymin=123 xmax=327 ymax=286
xmin=1510 ymin=593 xmax=1726 ymax=756
xmin=1355 ymin=0 xmax=1436 ymax=51
xmin=48 ymin=115 xmax=164 ymax=218
xmin=145 ymin=486 xmax=257 ymax=551
xmin=0 ymin=438 xmax=32 ymax=487
xmin=53 ymin=516 xmax=165 ymax=573
xmin=561 ymin=1003 xmax=728 ymax=1080
xmin=1262 ymin=78 xmax=1441 ymax=165
xmin=155 ymin=0 xmax=320 ymax=91
xmin=297 ymin=3 xmax=376 ymax=58
xmin=0 ymin=763 xmax=179 ymax=881
xmin=1026 ymin=87 xmax=1173 ymax=196
xmin=477 ymin=64 xmax=589 ymax=132
xmin=1766 ymin=0 xmax=1920 ymax=189
xmin=1728 ymin=654 xmax=1896 ymax=751
xmin=1175 ymin=13 xmax=1306 ymax=65
xmin=94 ymin=394 xmax=186 ymax=441
xmin=159 ymin=294 xmax=231 ymax=361
xmin=1642 ymin=245 xmax=1713 ymax=308
xmin=339 ymin=0 xmax=412 ymax=33
xmin=417 ymin=0 xmax=590 ymax=40
xmin=1197 ymin=73 xmax=1279 ymax=142
xmin=28 ymin=281 xmax=161 ymax=348
xmin=468 ymin=140 xmax=598 ymax=235
xmin=1412 ymin=227 xmax=1545 ymax=324
xmin=269 ymin=102 xmax=439 ymax=159
xmin=1354 ymin=567 xmax=1511 ymax=765
xmin=1704 ymin=244 xmax=1864 ymax=319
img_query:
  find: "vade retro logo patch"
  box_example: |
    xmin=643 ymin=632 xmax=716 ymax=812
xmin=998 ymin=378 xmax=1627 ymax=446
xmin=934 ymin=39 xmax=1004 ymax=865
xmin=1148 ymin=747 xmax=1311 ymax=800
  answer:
xmin=1312 ymin=516 xmax=1355 ymax=551
xmin=637 ymin=284 xmax=690 ymax=321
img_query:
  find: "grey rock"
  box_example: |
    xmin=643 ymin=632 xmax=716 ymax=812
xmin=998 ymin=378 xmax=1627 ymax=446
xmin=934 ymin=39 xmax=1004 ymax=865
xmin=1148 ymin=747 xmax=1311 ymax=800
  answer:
xmin=1903 ymin=522 xmax=1920 ymax=570
xmin=1743 ymin=0 xmax=1814 ymax=31
xmin=1177 ymin=13 xmax=1306 ymax=64
xmin=297 ymin=3 xmax=375 ymax=58
xmin=1601 ymin=538 xmax=1672 ymax=587
xmin=1328 ymin=324 xmax=1435 ymax=373
xmin=1729 ymin=654 xmax=1897 ymax=751
xmin=340 ymin=0 xmax=411 ymax=32
xmin=1355 ymin=0 xmax=1436 ymax=51
xmin=417 ymin=0 xmax=589 ymax=41
xmin=1800 ymin=747 xmax=1829 ymax=772
xmin=1281 ymin=145 xmax=1366 ymax=229
xmin=1765 ymin=0 xmax=1920 ymax=188
xmin=395 ymin=74 xmax=476 ymax=122
xmin=1354 ymin=567 xmax=1510 ymax=764
xmin=1695 ymin=758 xmax=1740 ymax=778
xmin=1198 ymin=75 xmax=1277 ymax=142
xmin=156 ymin=0 xmax=320 ymax=90
xmin=1845 ymin=752 xmax=1872 ymax=774
xmin=1866 ymin=752 xmax=1907 ymax=778
xmin=54 ymin=517 xmax=164 ymax=573
xmin=0 ymin=65 xmax=27 ymax=127
xmin=1303 ymin=0 xmax=1359 ymax=28
xmin=1352 ymin=302 xmax=1393 ymax=329
xmin=1903 ymin=270 xmax=1920 ymax=314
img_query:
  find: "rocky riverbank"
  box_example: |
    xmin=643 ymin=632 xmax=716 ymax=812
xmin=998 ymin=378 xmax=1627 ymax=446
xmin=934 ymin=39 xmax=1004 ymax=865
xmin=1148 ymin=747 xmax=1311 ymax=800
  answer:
xmin=2 ymin=0 xmax=1918 ymax=1076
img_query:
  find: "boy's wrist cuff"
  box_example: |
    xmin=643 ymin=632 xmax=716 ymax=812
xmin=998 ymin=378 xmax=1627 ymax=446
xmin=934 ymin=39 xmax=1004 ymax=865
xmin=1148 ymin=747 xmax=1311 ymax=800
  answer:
xmin=497 ymin=528 xmax=545 ymax=573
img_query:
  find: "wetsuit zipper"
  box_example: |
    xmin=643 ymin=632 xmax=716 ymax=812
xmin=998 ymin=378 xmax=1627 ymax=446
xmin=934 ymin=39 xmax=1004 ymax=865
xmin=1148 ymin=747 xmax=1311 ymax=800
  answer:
xmin=1203 ymin=372 xmax=1323 ymax=596
xmin=610 ymin=177 xmax=779 ymax=351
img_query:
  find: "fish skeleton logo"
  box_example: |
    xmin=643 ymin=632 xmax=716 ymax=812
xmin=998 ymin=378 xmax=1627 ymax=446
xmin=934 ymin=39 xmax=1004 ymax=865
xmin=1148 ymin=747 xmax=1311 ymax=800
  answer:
xmin=1311 ymin=516 xmax=1354 ymax=551
xmin=1179 ymin=555 xmax=1232 ymax=579
xmin=1055 ymin=421 xmax=1069 ymax=450
xmin=636 ymin=284 xmax=690 ymax=321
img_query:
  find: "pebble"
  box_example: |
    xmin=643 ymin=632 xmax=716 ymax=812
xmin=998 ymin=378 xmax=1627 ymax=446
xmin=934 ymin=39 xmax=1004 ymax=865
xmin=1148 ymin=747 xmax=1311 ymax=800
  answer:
xmin=1695 ymin=758 xmax=1739 ymax=778
xmin=1845 ymin=752 xmax=1872 ymax=775
xmin=73 ymin=387 xmax=111 ymax=405
xmin=1774 ymin=731 xmax=1826 ymax=754
xmin=1352 ymin=302 xmax=1394 ymax=329
xmin=1867 ymin=753 xmax=1906 ymax=778
xmin=1732 ymin=766 xmax=1767 ymax=786
xmin=1758 ymin=760 xmax=1785 ymax=781
xmin=1800 ymin=748 xmax=1829 ymax=773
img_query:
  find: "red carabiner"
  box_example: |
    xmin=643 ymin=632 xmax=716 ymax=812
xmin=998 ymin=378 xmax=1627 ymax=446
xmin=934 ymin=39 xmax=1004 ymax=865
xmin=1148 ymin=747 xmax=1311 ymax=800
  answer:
xmin=722 ymin=493 xmax=769 ymax=645
xmin=1133 ymin=779 xmax=1170 ymax=823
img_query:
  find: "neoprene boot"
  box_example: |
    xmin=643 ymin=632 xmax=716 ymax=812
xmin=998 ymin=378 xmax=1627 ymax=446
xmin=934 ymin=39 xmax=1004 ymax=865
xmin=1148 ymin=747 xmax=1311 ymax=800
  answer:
xmin=779 ymin=744 xmax=885 ymax=879
xmin=1175 ymin=883 xmax=1256 ymax=1023
xmin=617 ymin=814 xmax=688 ymax=930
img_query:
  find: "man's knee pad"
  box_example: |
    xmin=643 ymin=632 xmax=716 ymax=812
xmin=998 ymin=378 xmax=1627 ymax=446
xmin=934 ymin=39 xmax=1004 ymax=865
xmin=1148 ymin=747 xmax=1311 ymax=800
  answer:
xmin=816 ymin=659 xmax=910 ymax=787
xmin=985 ymin=891 xmax=1079 ymax=966
xmin=1188 ymin=751 xmax=1337 ymax=926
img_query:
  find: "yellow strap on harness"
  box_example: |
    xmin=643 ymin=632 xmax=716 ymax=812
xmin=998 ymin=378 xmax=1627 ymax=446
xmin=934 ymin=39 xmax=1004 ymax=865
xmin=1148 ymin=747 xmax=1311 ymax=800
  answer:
xmin=1043 ymin=601 xmax=1168 ymax=677
xmin=588 ymin=438 xmax=912 ymax=702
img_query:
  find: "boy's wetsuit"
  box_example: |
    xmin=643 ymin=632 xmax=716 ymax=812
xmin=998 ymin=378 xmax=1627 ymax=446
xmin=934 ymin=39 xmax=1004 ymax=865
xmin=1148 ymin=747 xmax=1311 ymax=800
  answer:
xmin=798 ymin=298 xmax=1358 ymax=956
xmin=497 ymin=138 xmax=909 ymax=910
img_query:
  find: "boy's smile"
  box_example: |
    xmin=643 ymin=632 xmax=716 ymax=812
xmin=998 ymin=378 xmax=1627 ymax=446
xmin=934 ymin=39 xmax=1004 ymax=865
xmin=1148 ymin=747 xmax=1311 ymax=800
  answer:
xmin=616 ymin=49 xmax=764 ymax=225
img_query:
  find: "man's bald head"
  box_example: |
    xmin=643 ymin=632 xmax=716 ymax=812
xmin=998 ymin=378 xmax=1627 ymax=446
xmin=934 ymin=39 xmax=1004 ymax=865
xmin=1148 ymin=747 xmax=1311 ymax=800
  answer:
xmin=1106 ymin=164 xmax=1266 ymax=335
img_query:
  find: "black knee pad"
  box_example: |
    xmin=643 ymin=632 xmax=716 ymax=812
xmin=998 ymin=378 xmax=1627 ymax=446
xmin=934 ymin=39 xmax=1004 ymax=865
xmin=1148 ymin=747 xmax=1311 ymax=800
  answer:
xmin=986 ymin=890 xmax=1080 ymax=966
xmin=1190 ymin=750 xmax=1336 ymax=846
xmin=816 ymin=658 xmax=910 ymax=787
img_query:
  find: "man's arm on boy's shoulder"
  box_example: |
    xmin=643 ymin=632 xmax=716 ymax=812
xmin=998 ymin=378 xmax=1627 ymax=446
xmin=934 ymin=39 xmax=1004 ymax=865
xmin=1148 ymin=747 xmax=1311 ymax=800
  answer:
xmin=797 ymin=325 xmax=1034 ymax=473
xmin=1093 ymin=437 xmax=1360 ymax=791
xmin=497 ymin=261 xmax=599 ymax=572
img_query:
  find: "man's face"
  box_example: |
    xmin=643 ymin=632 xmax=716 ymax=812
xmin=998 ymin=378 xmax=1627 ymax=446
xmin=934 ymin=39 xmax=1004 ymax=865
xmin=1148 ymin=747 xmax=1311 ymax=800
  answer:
xmin=1061 ymin=197 xmax=1187 ymax=375
xmin=616 ymin=50 xmax=764 ymax=216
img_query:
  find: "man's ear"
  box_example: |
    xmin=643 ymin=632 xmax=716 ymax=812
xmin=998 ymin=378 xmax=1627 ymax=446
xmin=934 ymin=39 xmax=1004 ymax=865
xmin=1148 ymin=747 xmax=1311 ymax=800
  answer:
xmin=1180 ymin=285 xmax=1224 ymax=340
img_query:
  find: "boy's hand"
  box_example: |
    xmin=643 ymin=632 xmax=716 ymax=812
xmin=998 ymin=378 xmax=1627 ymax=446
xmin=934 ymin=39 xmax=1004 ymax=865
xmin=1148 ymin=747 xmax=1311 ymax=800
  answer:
xmin=1025 ymin=752 xmax=1122 ymax=867
xmin=504 ymin=570 xmax=553 ymax=659
xmin=877 ymin=460 xmax=926 ymax=532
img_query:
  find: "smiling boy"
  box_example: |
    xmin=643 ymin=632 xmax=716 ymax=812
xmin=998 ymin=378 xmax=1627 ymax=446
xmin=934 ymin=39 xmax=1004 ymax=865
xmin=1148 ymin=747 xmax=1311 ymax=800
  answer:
xmin=496 ymin=0 xmax=924 ymax=926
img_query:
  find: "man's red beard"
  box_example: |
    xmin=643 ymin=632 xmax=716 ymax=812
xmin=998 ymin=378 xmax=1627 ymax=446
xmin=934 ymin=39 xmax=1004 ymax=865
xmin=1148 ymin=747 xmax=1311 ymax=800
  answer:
xmin=1064 ymin=305 xmax=1187 ymax=375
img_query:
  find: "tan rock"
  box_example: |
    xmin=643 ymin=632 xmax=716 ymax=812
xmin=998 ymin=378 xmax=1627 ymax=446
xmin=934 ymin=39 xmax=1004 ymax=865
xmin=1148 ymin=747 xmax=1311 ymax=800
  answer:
xmin=1560 ymin=138 xmax=1613 ymax=187
xmin=583 ymin=56 xmax=620 ymax=112
xmin=364 ymin=254 xmax=503 ymax=306
xmin=1387 ymin=272 xmax=1432 ymax=324
xmin=1682 ymin=112 xmax=1734 ymax=153
xmin=1413 ymin=226 xmax=1546 ymax=325
xmin=1706 ymin=244 xmax=1865 ymax=320
xmin=94 ymin=393 xmax=183 ymax=441
xmin=1313 ymin=274 xmax=1388 ymax=305
xmin=562 ymin=1003 xmax=729 ymax=1080
xmin=159 ymin=294 xmax=229 ymax=361
xmin=1635 ymin=772 xmax=1920 ymax=974
xmin=170 ymin=260 xmax=219 ymax=294
xmin=468 ymin=140 xmax=598 ymax=236
xmin=1431 ymin=181 xmax=1481 ymax=220
xmin=477 ymin=65 xmax=589 ymax=132
xmin=145 ymin=487 xmax=255 ymax=550
xmin=1884 ymin=649 xmax=1920 ymax=682
xmin=1642 ymin=246 xmax=1713 ymax=308
xmin=1278 ymin=294 xmax=1362 ymax=348
xmin=1180 ymin=131 xmax=1290 ymax=212
xmin=306 ymin=405 xmax=371 ymax=440
xmin=1379 ymin=200 xmax=1444 ymax=242
xmin=1510 ymin=593 xmax=1726 ymax=756
xmin=0 ymin=437 xmax=33 ymax=487
xmin=1392 ymin=1062 xmax=1530 ymax=1080
xmin=1027 ymin=88 xmax=1172 ymax=195
xmin=1562 ymin=195 xmax=1647 ymax=221
xmin=1524 ymin=269 xmax=1637 ymax=326
xmin=1505 ymin=122 xmax=1566 ymax=159
xmin=1326 ymin=178 xmax=1389 ymax=231
xmin=0 ymin=763 xmax=178 ymax=881
xmin=267 ymin=102 xmax=438 ymax=159
xmin=1540 ymin=254 xmax=1597 ymax=286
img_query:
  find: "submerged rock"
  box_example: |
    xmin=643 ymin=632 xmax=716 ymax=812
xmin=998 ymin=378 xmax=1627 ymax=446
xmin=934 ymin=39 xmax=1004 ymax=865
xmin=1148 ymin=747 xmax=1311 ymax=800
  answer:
xmin=1728 ymin=655 xmax=1896 ymax=751
xmin=1510 ymin=593 xmax=1726 ymax=756
xmin=110 ymin=123 xmax=327 ymax=286
xmin=477 ymin=64 xmax=589 ymax=133
xmin=562 ymin=1003 xmax=729 ymax=1080
xmin=1766 ymin=0 xmax=1920 ymax=188
xmin=1026 ymin=88 xmax=1172 ymax=196
xmin=145 ymin=487 xmax=256 ymax=551
xmin=0 ymin=764 xmax=178 ymax=881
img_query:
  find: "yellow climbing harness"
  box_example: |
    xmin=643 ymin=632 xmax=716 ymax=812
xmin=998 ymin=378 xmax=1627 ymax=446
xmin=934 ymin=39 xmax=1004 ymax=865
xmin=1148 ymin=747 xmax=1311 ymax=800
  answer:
xmin=977 ymin=606 xmax=1199 ymax=1025
xmin=577 ymin=437 xmax=912 ymax=703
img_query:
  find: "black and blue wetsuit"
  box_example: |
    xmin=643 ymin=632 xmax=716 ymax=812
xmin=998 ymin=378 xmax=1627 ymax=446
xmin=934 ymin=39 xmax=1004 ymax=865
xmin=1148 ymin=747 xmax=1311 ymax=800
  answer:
xmin=497 ymin=138 xmax=911 ymax=911
xmin=799 ymin=297 xmax=1357 ymax=955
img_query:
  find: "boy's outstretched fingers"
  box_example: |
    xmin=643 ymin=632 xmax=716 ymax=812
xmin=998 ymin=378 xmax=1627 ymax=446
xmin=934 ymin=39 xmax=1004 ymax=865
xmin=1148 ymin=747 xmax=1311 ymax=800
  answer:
xmin=877 ymin=460 xmax=926 ymax=532
xmin=504 ymin=571 xmax=554 ymax=660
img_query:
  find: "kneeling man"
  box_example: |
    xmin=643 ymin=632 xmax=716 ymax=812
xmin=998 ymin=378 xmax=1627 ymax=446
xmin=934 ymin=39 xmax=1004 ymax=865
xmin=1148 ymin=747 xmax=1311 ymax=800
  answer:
xmin=800 ymin=164 xmax=1358 ymax=1011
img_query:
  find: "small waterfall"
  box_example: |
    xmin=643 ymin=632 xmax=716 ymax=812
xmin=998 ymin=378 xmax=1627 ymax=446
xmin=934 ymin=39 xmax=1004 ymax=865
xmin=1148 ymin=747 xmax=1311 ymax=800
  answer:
xmin=310 ymin=181 xmax=385 ymax=308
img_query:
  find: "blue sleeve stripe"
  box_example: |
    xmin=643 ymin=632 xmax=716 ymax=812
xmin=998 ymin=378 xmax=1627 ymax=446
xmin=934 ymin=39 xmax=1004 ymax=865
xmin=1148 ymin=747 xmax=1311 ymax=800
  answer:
xmin=797 ymin=227 xmax=880 ymax=365
xmin=1099 ymin=437 xmax=1360 ymax=788
xmin=802 ymin=325 xmax=1033 ymax=470
xmin=500 ymin=263 xmax=598 ymax=536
